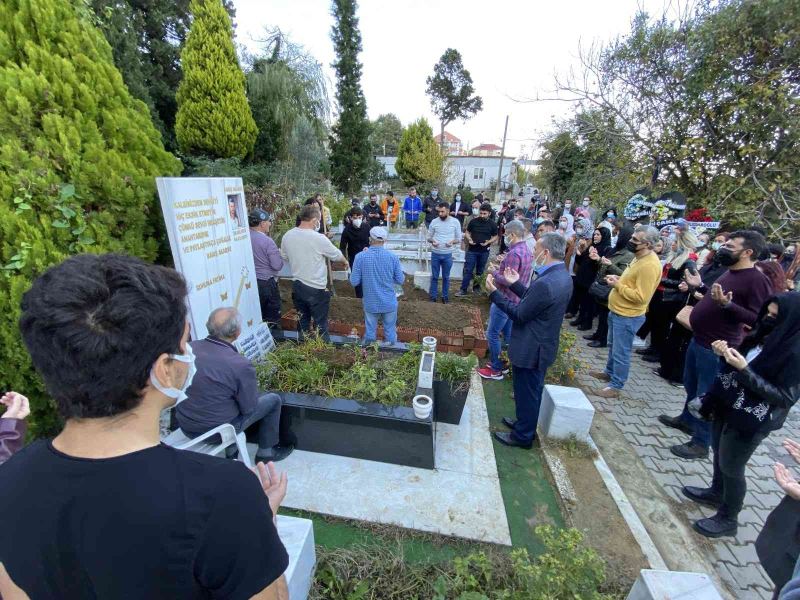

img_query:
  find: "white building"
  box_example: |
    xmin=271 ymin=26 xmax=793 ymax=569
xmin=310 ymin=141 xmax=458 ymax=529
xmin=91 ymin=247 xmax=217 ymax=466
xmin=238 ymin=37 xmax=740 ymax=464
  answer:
xmin=446 ymin=155 xmax=515 ymax=192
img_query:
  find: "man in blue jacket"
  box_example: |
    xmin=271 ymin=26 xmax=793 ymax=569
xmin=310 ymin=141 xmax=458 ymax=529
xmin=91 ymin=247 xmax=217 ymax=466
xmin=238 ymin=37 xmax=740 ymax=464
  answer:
xmin=402 ymin=187 xmax=422 ymax=228
xmin=486 ymin=232 xmax=573 ymax=448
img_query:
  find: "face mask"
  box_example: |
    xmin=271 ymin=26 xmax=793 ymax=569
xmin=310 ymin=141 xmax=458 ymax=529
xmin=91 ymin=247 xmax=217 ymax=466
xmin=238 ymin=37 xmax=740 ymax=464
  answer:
xmin=626 ymin=240 xmax=641 ymax=253
xmin=760 ymin=315 xmax=778 ymax=335
xmin=534 ymin=251 xmax=546 ymax=269
xmin=711 ymin=241 xmax=721 ymax=251
xmin=150 ymin=344 xmax=197 ymax=406
xmin=472 ymin=208 xmax=479 ymax=216
xmin=559 ymin=221 xmax=567 ymax=230
xmin=352 ymin=218 xmax=363 ymax=228
xmin=534 ymin=217 xmax=544 ymax=226
xmin=504 ymin=235 xmax=513 ymax=246
xmin=431 ymin=191 xmax=438 ymax=198
xmin=716 ymin=248 xmax=740 ymax=266
xmin=455 ymin=196 xmax=461 ymax=202
xmin=564 ymin=203 xmax=571 ymax=209
xmin=583 ymin=200 xmax=589 ymax=206
xmin=575 ymin=227 xmax=584 ymax=235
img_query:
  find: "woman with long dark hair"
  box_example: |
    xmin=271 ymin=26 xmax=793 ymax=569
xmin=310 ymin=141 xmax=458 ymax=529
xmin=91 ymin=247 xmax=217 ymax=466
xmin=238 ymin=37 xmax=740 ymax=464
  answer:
xmin=585 ymin=225 xmax=635 ymax=348
xmin=680 ymin=293 xmax=800 ymax=539
xmin=571 ymin=227 xmax=612 ymax=331
xmin=757 ymin=260 xmax=789 ymax=294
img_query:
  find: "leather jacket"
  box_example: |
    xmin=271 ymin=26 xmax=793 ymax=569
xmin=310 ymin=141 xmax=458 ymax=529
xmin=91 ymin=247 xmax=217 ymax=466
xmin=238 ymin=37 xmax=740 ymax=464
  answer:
xmin=661 ymin=259 xmax=696 ymax=304
xmin=0 ymin=418 xmax=27 ymax=465
xmin=736 ymin=365 xmax=800 ymax=432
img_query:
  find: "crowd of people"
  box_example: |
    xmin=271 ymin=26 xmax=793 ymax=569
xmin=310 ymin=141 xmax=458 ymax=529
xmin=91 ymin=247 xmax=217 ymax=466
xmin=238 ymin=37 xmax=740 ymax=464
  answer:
xmin=1 ymin=189 xmax=800 ymax=598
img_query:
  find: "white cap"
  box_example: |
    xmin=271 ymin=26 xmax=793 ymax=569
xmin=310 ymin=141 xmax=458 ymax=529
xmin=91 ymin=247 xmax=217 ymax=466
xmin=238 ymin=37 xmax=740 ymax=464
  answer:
xmin=370 ymin=226 xmax=388 ymax=240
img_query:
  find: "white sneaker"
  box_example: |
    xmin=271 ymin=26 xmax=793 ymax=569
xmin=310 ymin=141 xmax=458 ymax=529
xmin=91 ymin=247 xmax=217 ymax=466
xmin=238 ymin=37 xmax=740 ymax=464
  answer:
xmin=632 ymin=337 xmax=647 ymax=348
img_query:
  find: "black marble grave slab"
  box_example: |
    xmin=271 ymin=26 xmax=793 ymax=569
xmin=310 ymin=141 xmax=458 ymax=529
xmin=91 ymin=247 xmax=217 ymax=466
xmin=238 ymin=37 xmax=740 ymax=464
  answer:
xmin=270 ymin=390 xmax=435 ymax=469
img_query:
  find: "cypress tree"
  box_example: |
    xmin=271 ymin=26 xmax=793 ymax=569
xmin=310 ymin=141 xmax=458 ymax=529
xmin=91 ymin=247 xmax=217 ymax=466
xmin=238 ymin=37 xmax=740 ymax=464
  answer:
xmin=0 ymin=0 xmax=181 ymax=436
xmin=395 ymin=119 xmax=445 ymax=187
xmin=175 ymin=0 xmax=257 ymax=159
xmin=329 ymin=0 xmax=371 ymax=193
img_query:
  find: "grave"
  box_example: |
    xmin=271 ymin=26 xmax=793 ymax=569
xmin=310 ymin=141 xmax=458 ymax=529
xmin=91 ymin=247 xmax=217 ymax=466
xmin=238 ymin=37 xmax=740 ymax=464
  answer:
xmin=538 ymin=384 xmax=595 ymax=442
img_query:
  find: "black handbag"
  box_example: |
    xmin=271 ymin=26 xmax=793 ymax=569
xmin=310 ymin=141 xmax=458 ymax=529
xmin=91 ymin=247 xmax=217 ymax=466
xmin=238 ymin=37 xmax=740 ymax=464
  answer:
xmin=588 ymin=281 xmax=611 ymax=304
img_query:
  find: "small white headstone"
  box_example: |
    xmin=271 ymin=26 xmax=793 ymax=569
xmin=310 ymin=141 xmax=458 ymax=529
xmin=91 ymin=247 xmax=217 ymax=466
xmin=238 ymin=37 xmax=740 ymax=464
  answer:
xmin=538 ymin=385 xmax=595 ymax=442
xmin=626 ymin=570 xmax=723 ymax=600
xmin=276 ymin=515 xmax=316 ymax=600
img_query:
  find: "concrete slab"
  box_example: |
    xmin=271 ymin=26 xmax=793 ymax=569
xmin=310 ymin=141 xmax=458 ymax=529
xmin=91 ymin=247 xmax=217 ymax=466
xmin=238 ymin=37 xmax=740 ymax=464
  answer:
xmin=626 ymin=570 xmax=723 ymax=600
xmin=276 ymin=515 xmax=316 ymax=600
xmin=250 ymin=373 xmax=511 ymax=545
xmin=539 ymin=385 xmax=595 ymax=442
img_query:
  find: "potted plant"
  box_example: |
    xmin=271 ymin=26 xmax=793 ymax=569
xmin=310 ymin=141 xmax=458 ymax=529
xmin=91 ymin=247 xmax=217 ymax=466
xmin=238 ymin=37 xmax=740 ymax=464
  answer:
xmin=432 ymin=352 xmax=477 ymax=425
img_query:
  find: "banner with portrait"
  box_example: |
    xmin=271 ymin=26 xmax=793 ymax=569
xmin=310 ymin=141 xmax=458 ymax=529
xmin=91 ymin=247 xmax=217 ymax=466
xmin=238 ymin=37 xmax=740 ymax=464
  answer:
xmin=156 ymin=177 xmax=274 ymax=361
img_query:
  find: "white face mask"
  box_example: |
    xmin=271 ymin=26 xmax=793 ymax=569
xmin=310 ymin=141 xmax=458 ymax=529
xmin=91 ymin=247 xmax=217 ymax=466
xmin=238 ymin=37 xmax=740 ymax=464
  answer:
xmin=583 ymin=200 xmax=589 ymax=206
xmin=352 ymin=218 xmax=363 ymax=228
xmin=559 ymin=221 xmax=567 ymax=230
xmin=534 ymin=251 xmax=546 ymax=268
xmin=150 ymin=344 xmax=197 ymax=406
xmin=431 ymin=191 xmax=438 ymax=198
xmin=576 ymin=227 xmax=584 ymax=235
xmin=504 ymin=235 xmax=513 ymax=246
xmin=472 ymin=208 xmax=479 ymax=216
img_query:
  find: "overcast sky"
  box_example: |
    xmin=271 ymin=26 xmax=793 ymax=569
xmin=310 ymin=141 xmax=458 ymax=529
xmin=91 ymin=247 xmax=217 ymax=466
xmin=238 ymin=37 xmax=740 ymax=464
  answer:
xmin=233 ymin=0 xmax=678 ymax=158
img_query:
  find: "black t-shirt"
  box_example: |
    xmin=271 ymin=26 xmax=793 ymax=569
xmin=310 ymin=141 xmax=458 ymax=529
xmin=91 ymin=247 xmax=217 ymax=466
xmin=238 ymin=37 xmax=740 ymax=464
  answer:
xmin=0 ymin=441 xmax=288 ymax=599
xmin=466 ymin=217 xmax=498 ymax=253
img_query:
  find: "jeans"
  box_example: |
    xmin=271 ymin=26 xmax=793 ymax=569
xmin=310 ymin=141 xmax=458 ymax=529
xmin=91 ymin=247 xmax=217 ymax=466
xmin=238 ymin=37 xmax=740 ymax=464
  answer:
xmin=364 ymin=309 xmax=398 ymax=344
xmin=461 ymin=251 xmax=489 ymax=292
xmin=256 ymin=278 xmax=281 ymax=327
xmin=605 ymin=311 xmax=646 ymax=389
xmin=710 ymin=416 xmax=768 ymax=519
xmin=486 ymin=303 xmax=513 ymax=370
xmin=429 ymin=252 xmax=454 ymax=301
xmin=511 ymin=365 xmax=546 ymax=444
xmin=291 ymin=279 xmax=331 ymax=341
xmin=679 ymin=339 xmax=721 ymax=448
xmin=233 ymin=392 xmax=283 ymax=458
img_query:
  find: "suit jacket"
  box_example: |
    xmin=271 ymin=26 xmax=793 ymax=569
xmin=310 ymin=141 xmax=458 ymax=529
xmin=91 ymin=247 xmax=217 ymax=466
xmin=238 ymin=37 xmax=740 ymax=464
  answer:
xmin=489 ymin=262 xmax=573 ymax=371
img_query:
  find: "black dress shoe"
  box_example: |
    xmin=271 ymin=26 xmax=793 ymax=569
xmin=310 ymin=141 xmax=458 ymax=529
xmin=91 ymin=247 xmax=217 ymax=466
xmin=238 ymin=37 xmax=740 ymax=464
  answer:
xmin=577 ymin=324 xmax=593 ymax=331
xmin=494 ymin=431 xmax=532 ymax=449
xmin=569 ymin=318 xmax=581 ymax=326
xmin=657 ymin=414 xmax=693 ymax=435
xmin=502 ymin=416 xmax=517 ymax=429
xmin=564 ymin=313 xmax=575 ymax=320
xmin=635 ymin=347 xmax=655 ymax=356
xmin=682 ymin=486 xmax=723 ymax=509
xmin=693 ymin=513 xmax=738 ymax=538
xmin=670 ymin=441 xmax=709 ymax=460
xmin=588 ymin=340 xmax=607 ymax=348
xmin=583 ymin=333 xmax=599 ymax=341
xmin=256 ymin=444 xmax=295 ymax=463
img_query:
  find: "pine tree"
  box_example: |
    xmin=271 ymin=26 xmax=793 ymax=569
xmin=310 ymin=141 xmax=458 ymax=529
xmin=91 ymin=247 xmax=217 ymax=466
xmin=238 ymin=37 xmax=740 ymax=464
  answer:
xmin=395 ymin=119 xmax=445 ymax=187
xmin=175 ymin=0 xmax=257 ymax=159
xmin=0 ymin=0 xmax=181 ymax=437
xmin=329 ymin=0 xmax=371 ymax=193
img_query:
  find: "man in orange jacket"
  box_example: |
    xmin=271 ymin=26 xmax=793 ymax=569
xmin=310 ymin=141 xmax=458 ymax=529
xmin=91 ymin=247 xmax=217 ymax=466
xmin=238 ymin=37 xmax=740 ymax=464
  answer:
xmin=381 ymin=191 xmax=400 ymax=229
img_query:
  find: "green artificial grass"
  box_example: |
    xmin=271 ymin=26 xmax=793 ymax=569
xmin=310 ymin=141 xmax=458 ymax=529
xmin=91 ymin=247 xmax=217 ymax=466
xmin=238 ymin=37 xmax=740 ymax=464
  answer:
xmin=481 ymin=376 xmax=565 ymax=555
xmin=280 ymin=376 xmax=564 ymax=562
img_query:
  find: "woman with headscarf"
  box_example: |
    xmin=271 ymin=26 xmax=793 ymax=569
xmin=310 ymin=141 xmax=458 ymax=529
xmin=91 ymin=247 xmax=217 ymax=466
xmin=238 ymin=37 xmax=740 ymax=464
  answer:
xmin=679 ymin=293 xmax=800 ymax=543
xmin=641 ymin=228 xmax=699 ymax=364
xmin=584 ymin=225 xmax=635 ymax=348
xmin=571 ymin=226 xmax=612 ymax=331
xmin=564 ymin=217 xmax=594 ymax=318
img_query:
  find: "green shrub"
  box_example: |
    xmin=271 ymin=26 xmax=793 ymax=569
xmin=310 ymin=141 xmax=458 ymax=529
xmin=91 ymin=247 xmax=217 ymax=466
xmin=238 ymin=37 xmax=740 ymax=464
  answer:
xmin=546 ymin=329 xmax=581 ymax=385
xmin=175 ymin=0 xmax=257 ymax=159
xmin=0 ymin=0 xmax=181 ymax=437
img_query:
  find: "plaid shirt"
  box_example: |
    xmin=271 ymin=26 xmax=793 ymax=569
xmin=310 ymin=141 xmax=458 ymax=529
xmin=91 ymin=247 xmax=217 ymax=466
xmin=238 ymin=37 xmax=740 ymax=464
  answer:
xmin=491 ymin=240 xmax=533 ymax=303
xmin=350 ymin=246 xmax=405 ymax=314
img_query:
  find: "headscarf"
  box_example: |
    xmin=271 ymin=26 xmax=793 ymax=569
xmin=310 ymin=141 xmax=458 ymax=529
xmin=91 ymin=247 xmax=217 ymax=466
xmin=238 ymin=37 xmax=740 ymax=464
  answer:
xmin=740 ymin=293 xmax=800 ymax=381
xmin=592 ymin=227 xmax=612 ymax=257
xmin=558 ymin=213 xmax=575 ymax=239
xmin=575 ymin=217 xmax=593 ymax=239
xmin=613 ymin=225 xmax=634 ymax=253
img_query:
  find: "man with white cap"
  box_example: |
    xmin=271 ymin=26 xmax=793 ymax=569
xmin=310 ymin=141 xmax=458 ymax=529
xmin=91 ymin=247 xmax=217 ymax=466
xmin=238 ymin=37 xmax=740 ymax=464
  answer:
xmin=350 ymin=226 xmax=405 ymax=345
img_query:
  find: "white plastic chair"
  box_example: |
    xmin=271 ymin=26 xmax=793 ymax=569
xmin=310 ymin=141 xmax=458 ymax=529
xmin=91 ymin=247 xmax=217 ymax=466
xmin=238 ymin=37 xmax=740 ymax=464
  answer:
xmin=162 ymin=423 xmax=253 ymax=469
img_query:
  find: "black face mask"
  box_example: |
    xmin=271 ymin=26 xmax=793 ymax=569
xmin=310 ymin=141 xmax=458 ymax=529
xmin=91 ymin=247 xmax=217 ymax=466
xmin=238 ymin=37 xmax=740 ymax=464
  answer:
xmin=760 ymin=315 xmax=779 ymax=336
xmin=716 ymin=248 xmax=740 ymax=266
xmin=626 ymin=240 xmax=641 ymax=253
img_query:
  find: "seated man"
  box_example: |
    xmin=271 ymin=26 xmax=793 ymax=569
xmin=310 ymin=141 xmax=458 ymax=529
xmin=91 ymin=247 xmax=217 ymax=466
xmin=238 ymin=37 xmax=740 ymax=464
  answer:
xmin=177 ymin=307 xmax=293 ymax=463
xmin=1 ymin=254 xmax=289 ymax=599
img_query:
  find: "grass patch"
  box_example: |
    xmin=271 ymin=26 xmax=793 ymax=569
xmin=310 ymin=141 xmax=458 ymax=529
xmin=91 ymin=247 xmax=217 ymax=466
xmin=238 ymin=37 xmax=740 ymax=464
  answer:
xmin=544 ymin=435 xmax=597 ymax=460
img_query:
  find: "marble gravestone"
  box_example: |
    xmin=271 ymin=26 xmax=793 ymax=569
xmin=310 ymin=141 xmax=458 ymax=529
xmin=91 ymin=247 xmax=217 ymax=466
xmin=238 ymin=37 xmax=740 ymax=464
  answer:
xmin=276 ymin=515 xmax=316 ymax=600
xmin=626 ymin=570 xmax=723 ymax=600
xmin=538 ymin=385 xmax=595 ymax=442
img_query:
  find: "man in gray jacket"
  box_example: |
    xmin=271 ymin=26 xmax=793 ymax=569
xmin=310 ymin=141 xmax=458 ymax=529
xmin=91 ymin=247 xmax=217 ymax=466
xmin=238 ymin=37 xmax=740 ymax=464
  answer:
xmin=427 ymin=202 xmax=463 ymax=303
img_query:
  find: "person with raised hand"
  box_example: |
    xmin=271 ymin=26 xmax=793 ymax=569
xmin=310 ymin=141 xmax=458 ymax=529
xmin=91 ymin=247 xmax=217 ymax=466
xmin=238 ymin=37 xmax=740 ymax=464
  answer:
xmin=0 ymin=391 xmax=30 ymax=464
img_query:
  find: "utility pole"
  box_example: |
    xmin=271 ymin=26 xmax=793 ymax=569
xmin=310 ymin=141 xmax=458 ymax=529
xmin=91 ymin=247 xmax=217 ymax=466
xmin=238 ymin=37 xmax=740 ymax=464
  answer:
xmin=493 ymin=115 xmax=509 ymax=203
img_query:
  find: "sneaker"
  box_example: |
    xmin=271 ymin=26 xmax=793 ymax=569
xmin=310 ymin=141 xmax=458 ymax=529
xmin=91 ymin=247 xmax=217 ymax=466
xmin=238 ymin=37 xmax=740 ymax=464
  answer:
xmin=632 ymin=337 xmax=647 ymax=348
xmin=477 ymin=366 xmax=504 ymax=380
xmin=455 ymin=290 xmax=469 ymax=297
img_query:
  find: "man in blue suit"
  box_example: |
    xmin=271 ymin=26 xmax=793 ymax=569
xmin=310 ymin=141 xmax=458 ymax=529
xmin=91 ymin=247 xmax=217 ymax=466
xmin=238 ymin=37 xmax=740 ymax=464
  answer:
xmin=486 ymin=232 xmax=574 ymax=448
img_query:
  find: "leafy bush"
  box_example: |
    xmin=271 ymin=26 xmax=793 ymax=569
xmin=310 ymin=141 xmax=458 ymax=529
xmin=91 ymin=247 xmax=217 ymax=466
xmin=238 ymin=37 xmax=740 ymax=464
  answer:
xmin=312 ymin=525 xmax=611 ymax=600
xmin=546 ymin=329 xmax=581 ymax=385
xmin=435 ymin=352 xmax=477 ymax=394
xmin=0 ymin=0 xmax=181 ymax=437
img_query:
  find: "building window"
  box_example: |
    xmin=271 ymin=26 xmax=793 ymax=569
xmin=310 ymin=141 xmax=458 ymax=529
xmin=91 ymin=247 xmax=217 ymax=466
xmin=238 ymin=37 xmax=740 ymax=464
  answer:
xmin=473 ymin=168 xmax=484 ymax=180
